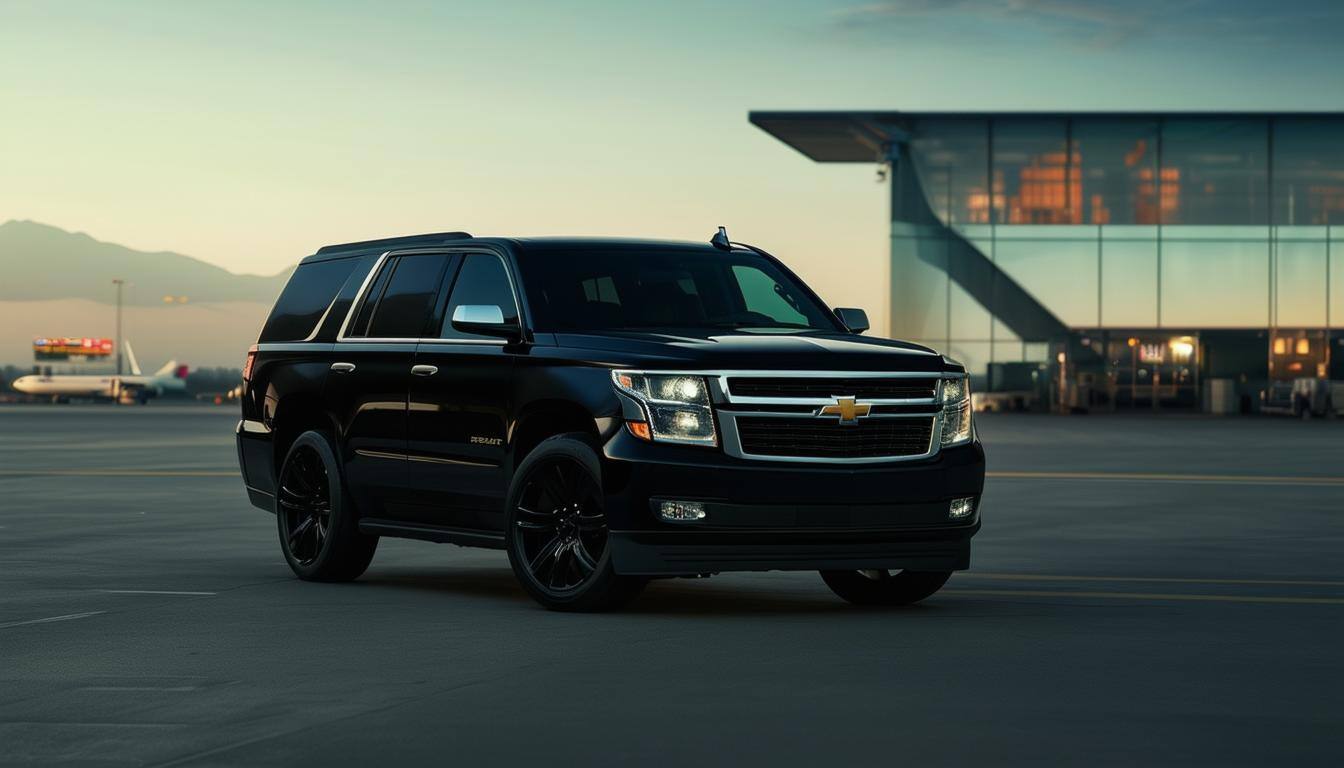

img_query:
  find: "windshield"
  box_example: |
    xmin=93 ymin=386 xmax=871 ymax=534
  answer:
xmin=516 ymin=247 xmax=842 ymax=333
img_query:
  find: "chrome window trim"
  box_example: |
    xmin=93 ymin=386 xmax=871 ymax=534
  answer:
xmin=335 ymin=250 xmax=392 ymax=341
xmin=334 ymin=248 xmax=524 ymax=345
xmin=299 ymin=294 xmax=340 ymax=343
xmin=339 ymin=337 xmax=508 ymax=347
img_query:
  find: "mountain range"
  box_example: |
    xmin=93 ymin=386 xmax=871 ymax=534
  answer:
xmin=0 ymin=220 xmax=292 ymax=305
xmin=0 ymin=220 xmax=294 ymax=367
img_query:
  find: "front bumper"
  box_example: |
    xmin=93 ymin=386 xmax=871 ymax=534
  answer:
xmin=601 ymin=430 xmax=985 ymax=576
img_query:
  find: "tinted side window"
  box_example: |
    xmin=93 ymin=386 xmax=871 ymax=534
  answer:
xmin=366 ymin=254 xmax=452 ymax=338
xmin=439 ymin=254 xmax=519 ymax=339
xmin=258 ymin=258 xmax=362 ymax=342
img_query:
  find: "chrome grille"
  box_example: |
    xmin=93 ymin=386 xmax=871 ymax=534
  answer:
xmin=711 ymin=370 xmax=948 ymax=464
xmin=735 ymin=416 xmax=934 ymax=459
xmin=727 ymin=376 xmax=937 ymax=400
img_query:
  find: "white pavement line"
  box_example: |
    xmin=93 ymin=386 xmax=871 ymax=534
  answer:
xmin=0 ymin=721 xmax=183 ymax=728
xmin=0 ymin=611 xmax=106 ymax=629
xmin=0 ymin=469 xmax=236 ymax=478
xmin=80 ymin=686 xmax=199 ymax=692
xmin=97 ymin=589 xmax=216 ymax=596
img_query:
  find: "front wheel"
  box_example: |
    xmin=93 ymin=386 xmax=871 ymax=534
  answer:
xmin=505 ymin=434 xmax=645 ymax=611
xmin=820 ymin=569 xmax=951 ymax=606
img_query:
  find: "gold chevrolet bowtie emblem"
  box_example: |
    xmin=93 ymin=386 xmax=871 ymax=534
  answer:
xmin=819 ymin=397 xmax=871 ymax=425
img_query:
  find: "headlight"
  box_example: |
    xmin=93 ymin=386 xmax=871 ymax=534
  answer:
xmin=940 ymin=376 xmax=972 ymax=447
xmin=612 ymin=371 xmax=717 ymax=446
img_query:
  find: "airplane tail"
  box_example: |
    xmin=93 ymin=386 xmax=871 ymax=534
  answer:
xmin=124 ymin=341 xmax=142 ymax=376
xmin=153 ymin=360 xmax=189 ymax=379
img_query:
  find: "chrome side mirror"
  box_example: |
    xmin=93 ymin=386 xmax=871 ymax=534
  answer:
xmin=451 ymin=304 xmax=518 ymax=340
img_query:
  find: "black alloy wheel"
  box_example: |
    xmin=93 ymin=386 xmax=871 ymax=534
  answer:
xmin=278 ymin=444 xmax=332 ymax=566
xmin=276 ymin=430 xmax=378 ymax=582
xmin=514 ymin=457 xmax=608 ymax=593
xmin=505 ymin=434 xmax=646 ymax=611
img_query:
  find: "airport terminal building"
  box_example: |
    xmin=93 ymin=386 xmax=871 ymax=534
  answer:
xmin=752 ymin=112 xmax=1344 ymax=412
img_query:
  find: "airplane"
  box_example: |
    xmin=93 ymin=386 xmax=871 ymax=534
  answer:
xmin=11 ymin=342 xmax=189 ymax=404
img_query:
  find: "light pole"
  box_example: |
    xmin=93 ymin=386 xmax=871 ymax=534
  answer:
xmin=112 ymin=279 xmax=125 ymax=376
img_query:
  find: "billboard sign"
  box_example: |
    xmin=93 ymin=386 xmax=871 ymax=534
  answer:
xmin=33 ymin=337 xmax=115 ymax=361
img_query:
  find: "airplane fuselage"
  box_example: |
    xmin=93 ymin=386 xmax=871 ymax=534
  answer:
xmin=11 ymin=374 xmax=185 ymax=400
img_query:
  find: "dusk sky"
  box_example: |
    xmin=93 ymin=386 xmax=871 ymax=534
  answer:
xmin=3 ymin=0 xmax=1342 ymax=326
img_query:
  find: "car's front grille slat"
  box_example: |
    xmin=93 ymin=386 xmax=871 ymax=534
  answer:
xmin=727 ymin=376 xmax=937 ymax=400
xmin=735 ymin=416 xmax=933 ymax=459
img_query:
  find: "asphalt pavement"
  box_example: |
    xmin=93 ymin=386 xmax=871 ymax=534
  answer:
xmin=1 ymin=405 xmax=1341 ymax=766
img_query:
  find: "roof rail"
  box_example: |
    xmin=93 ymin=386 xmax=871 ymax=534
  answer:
xmin=315 ymin=231 xmax=473 ymax=255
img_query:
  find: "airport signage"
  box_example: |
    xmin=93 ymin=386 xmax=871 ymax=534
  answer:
xmin=33 ymin=337 xmax=114 ymax=361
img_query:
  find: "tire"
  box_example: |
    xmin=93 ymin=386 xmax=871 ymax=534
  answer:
xmin=505 ymin=434 xmax=646 ymax=611
xmin=276 ymin=430 xmax=378 ymax=582
xmin=820 ymin=569 xmax=951 ymax=606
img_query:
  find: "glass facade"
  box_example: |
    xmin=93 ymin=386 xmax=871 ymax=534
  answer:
xmin=892 ymin=115 xmax=1344 ymax=396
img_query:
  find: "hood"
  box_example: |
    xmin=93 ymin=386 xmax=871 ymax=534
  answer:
xmin=550 ymin=330 xmax=956 ymax=373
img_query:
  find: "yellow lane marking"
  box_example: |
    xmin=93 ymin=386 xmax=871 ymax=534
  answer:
xmin=965 ymin=573 xmax=1344 ymax=588
xmin=987 ymin=470 xmax=1344 ymax=486
xmin=944 ymin=589 xmax=1344 ymax=605
xmin=0 ymin=469 xmax=236 ymax=478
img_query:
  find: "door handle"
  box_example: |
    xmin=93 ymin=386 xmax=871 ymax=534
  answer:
xmin=410 ymin=365 xmax=438 ymax=377
xmin=330 ymin=362 xmax=356 ymax=373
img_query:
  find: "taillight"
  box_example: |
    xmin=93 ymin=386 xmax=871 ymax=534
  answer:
xmin=242 ymin=345 xmax=258 ymax=382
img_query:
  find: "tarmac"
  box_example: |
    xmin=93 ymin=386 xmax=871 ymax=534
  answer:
xmin=1 ymin=405 xmax=1341 ymax=766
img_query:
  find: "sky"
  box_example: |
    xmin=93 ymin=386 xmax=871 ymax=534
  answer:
xmin=3 ymin=0 xmax=1343 ymax=330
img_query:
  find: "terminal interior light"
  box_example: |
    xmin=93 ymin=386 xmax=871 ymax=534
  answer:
xmin=1168 ymin=337 xmax=1195 ymax=362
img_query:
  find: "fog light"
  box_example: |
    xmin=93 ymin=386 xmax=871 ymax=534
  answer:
xmin=658 ymin=500 xmax=706 ymax=522
xmin=949 ymin=497 xmax=976 ymax=519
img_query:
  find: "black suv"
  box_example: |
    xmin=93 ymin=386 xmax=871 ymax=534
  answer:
xmin=236 ymin=230 xmax=984 ymax=610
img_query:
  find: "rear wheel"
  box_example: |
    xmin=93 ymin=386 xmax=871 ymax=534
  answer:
xmin=277 ymin=431 xmax=377 ymax=582
xmin=505 ymin=434 xmax=645 ymax=611
xmin=820 ymin=569 xmax=951 ymax=606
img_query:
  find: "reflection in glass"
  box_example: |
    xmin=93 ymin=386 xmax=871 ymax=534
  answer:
xmin=1071 ymin=118 xmax=1161 ymax=225
xmin=1100 ymin=231 xmax=1159 ymax=327
xmin=1272 ymin=119 xmax=1344 ymax=226
xmin=887 ymin=115 xmax=1343 ymax=387
xmin=1160 ymin=227 xmax=1269 ymax=326
xmin=1332 ymin=227 xmax=1343 ymax=327
xmin=890 ymin=235 xmax=950 ymax=340
xmin=994 ymin=227 xmax=1099 ymax=327
xmin=949 ymin=279 xmax=991 ymax=341
xmin=1274 ymin=233 xmax=1328 ymax=327
xmin=908 ymin=119 xmax=989 ymax=227
xmin=992 ymin=119 xmax=1074 ymax=224
xmin=1160 ymin=119 xmax=1269 ymax=226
